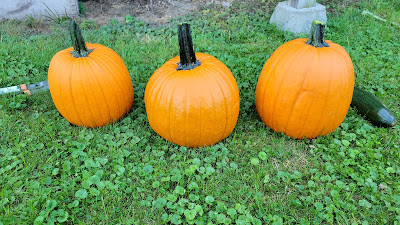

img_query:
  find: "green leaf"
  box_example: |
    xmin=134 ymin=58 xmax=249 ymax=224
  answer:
xmin=271 ymin=215 xmax=284 ymax=225
xmin=162 ymin=213 xmax=169 ymax=222
xmin=154 ymin=198 xmax=167 ymax=208
xmin=176 ymin=206 xmax=185 ymax=214
xmin=140 ymin=200 xmax=151 ymax=206
xmin=263 ymin=175 xmax=270 ymax=183
xmin=184 ymin=209 xmax=197 ymax=221
xmin=62 ymin=161 xmax=71 ymax=172
xmin=194 ymin=204 xmax=203 ymax=216
xmin=188 ymin=194 xmax=199 ymax=202
xmin=52 ymin=168 xmax=59 ymax=176
xmin=206 ymin=166 xmax=215 ymax=175
xmin=235 ymin=204 xmax=246 ymax=214
xmin=188 ymin=182 xmax=198 ymax=190
xmin=341 ymin=140 xmax=350 ymax=147
xmin=216 ymin=201 xmax=227 ymax=212
xmin=90 ymin=175 xmax=101 ymax=183
xmin=115 ymin=165 xmax=125 ymax=176
xmin=386 ymin=167 xmax=396 ymax=173
xmin=131 ymin=136 xmax=141 ymax=144
xmin=192 ymin=158 xmax=201 ymax=166
xmin=299 ymin=218 xmax=310 ymax=225
xmin=185 ymin=165 xmax=197 ymax=175
xmin=76 ymin=142 xmax=86 ymax=151
xmin=250 ymin=158 xmax=259 ymax=165
xmin=252 ymin=218 xmax=263 ymax=225
xmin=236 ymin=215 xmax=250 ymax=225
xmin=254 ymin=192 xmax=263 ymax=201
xmin=167 ymin=194 xmax=178 ymax=202
xmin=45 ymin=200 xmax=57 ymax=211
xmin=143 ymin=165 xmax=154 ymax=174
xmin=34 ymin=216 xmax=45 ymax=225
xmin=170 ymin=214 xmax=182 ymax=224
xmin=314 ymin=202 xmax=324 ymax=211
xmin=258 ymin=151 xmax=268 ymax=160
xmin=161 ymin=176 xmax=171 ymax=182
xmin=96 ymin=157 xmax=108 ymax=165
xmin=71 ymin=151 xmax=79 ymax=158
xmin=359 ymin=199 xmax=372 ymax=208
xmin=75 ymin=189 xmax=88 ymax=199
xmin=82 ymin=179 xmax=93 ymax=189
xmin=152 ymin=181 xmax=160 ymax=188
xmin=394 ymin=195 xmax=400 ymax=205
xmin=330 ymin=190 xmax=339 ymax=199
xmin=205 ymin=196 xmax=215 ymax=204
xmin=96 ymin=181 xmax=105 ymax=190
xmin=67 ymin=200 xmax=79 ymax=209
xmin=216 ymin=213 xmax=227 ymax=223
xmin=335 ymin=180 xmax=346 ymax=189
xmin=56 ymin=209 xmax=69 ymax=223
xmin=227 ymin=208 xmax=237 ymax=219
xmin=174 ymin=186 xmax=185 ymax=195
xmin=89 ymin=187 xmax=100 ymax=196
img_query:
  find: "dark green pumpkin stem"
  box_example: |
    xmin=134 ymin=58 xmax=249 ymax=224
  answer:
xmin=177 ymin=23 xmax=201 ymax=70
xmin=306 ymin=20 xmax=329 ymax=48
xmin=69 ymin=20 xmax=93 ymax=58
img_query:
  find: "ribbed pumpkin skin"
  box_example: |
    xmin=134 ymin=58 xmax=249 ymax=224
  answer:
xmin=255 ymin=38 xmax=355 ymax=139
xmin=145 ymin=53 xmax=240 ymax=148
xmin=48 ymin=43 xmax=134 ymax=128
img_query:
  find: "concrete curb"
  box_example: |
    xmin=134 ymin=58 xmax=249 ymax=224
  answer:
xmin=270 ymin=1 xmax=327 ymax=35
xmin=0 ymin=0 xmax=79 ymax=20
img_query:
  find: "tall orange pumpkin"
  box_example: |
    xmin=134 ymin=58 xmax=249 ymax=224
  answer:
xmin=255 ymin=21 xmax=354 ymax=139
xmin=145 ymin=23 xmax=240 ymax=148
xmin=48 ymin=21 xmax=134 ymax=128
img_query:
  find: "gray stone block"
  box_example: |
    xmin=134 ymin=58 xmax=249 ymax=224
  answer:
xmin=269 ymin=1 xmax=327 ymax=35
xmin=288 ymin=0 xmax=316 ymax=9
xmin=0 ymin=0 xmax=79 ymax=20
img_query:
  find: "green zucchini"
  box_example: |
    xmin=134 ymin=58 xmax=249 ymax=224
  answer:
xmin=351 ymin=86 xmax=396 ymax=127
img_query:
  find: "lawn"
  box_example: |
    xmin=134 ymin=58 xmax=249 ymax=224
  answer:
xmin=0 ymin=0 xmax=399 ymax=224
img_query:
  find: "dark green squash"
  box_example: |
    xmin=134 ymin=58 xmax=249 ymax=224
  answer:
xmin=351 ymin=86 xmax=396 ymax=127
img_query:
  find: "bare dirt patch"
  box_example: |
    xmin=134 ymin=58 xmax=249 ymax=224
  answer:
xmin=2 ymin=0 xmax=360 ymax=36
xmin=79 ymin=0 xmax=361 ymax=26
xmin=80 ymin=0 xmax=235 ymax=26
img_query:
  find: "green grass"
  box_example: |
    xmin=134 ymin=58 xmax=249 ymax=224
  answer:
xmin=1 ymin=0 xmax=399 ymax=224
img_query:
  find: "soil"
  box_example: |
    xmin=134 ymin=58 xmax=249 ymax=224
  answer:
xmin=78 ymin=0 xmax=361 ymax=26
xmin=80 ymin=0 xmax=235 ymax=26
xmin=3 ymin=0 xmax=360 ymax=36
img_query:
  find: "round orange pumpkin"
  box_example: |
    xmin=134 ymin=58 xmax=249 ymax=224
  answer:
xmin=255 ymin=21 xmax=354 ymax=139
xmin=145 ymin=23 xmax=240 ymax=148
xmin=48 ymin=21 xmax=134 ymax=128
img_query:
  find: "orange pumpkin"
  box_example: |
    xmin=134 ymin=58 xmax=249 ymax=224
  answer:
xmin=145 ymin=23 xmax=240 ymax=147
xmin=255 ymin=21 xmax=354 ymax=139
xmin=48 ymin=21 xmax=134 ymax=128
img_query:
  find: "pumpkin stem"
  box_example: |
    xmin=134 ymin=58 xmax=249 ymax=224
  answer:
xmin=306 ymin=20 xmax=329 ymax=48
xmin=69 ymin=20 xmax=93 ymax=58
xmin=177 ymin=23 xmax=201 ymax=70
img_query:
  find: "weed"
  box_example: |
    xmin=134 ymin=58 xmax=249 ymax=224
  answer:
xmin=78 ymin=2 xmax=87 ymax=16
xmin=42 ymin=3 xmax=71 ymax=24
xmin=80 ymin=20 xmax=98 ymax=30
xmin=24 ymin=16 xmax=43 ymax=29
